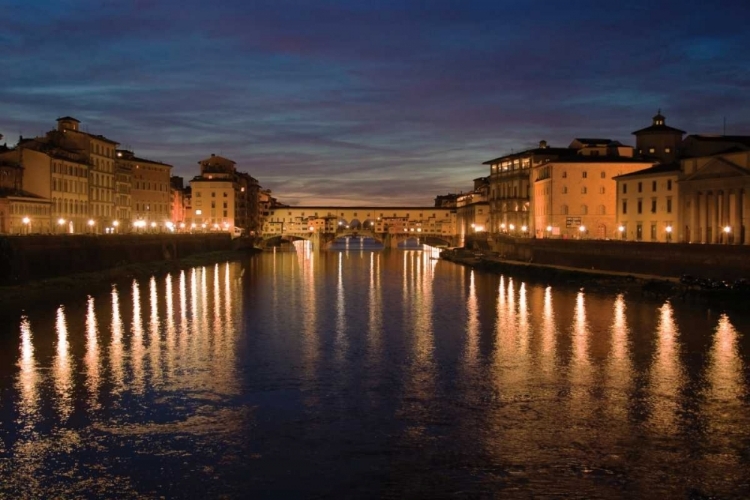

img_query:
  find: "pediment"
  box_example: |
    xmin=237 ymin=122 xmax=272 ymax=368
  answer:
xmin=683 ymin=157 xmax=750 ymax=182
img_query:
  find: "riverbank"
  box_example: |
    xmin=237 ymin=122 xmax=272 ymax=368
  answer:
xmin=0 ymin=248 xmax=259 ymax=312
xmin=439 ymin=249 xmax=743 ymax=306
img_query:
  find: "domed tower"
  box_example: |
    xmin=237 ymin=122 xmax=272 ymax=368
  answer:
xmin=56 ymin=116 xmax=80 ymax=132
xmin=632 ymin=110 xmax=685 ymax=163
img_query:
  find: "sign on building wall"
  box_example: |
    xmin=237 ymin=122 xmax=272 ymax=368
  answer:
xmin=565 ymin=217 xmax=582 ymax=228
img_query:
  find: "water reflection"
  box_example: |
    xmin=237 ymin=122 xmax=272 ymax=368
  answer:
xmin=649 ymin=301 xmax=684 ymax=433
xmin=2 ymin=252 xmax=750 ymax=498
xmin=85 ymin=296 xmax=101 ymax=410
xmin=16 ymin=316 xmax=39 ymax=431
xmin=53 ymin=306 xmax=74 ymax=421
xmin=706 ymin=314 xmax=745 ymax=404
xmin=131 ymin=280 xmax=145 ymax=394
xmin=110 ymin=286 xmax=124 ymax=395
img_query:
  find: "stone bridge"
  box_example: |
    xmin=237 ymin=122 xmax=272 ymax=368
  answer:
xmin=259 ymin=205 xmax=459 ymax=249
xmin=259 ymin=228 xmax=454 ymax=250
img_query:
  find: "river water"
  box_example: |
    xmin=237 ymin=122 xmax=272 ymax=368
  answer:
xmin=0 ymin=243 xmax=749 ymax=498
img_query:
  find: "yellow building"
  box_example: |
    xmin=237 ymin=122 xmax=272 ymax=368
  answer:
xmin=52 ymin=117 xmax=118 ymax=231
xmin=614 ymin=163 xmax=682 ymax=242
xmin=455 ymin=177 xmax=490 ymax=246
xmin=116 ymin=149 xmax=172 ymax=231
xmin=0 ymin=159 xmax=52 ymax=234
xmin=0 ymin=141 xmax=89 ymax=233
xmin=484 ymin=141 xmax=571 ymax=237
xmin=533 ymin=153 xmax=654 ymax=239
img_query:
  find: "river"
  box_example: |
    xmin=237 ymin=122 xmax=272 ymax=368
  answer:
xmin=1 ymin=242 xmax=748 ymax=498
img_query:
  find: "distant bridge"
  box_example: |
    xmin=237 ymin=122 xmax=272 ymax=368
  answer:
xmin=259 ymin=206 xmax=458 ymax=250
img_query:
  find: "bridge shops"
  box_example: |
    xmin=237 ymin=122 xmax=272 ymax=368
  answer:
xmin=260 ymin=206 xmax=458 ymax=248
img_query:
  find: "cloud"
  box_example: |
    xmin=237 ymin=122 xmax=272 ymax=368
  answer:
xmin=1 ymin=0 xmax=749 ymax=205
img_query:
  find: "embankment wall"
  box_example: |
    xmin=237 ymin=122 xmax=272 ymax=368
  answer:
xmin=476 ymin=236 xmax=750 ymax=281
xmin=0 ymin=234 xmax=233 ymax=286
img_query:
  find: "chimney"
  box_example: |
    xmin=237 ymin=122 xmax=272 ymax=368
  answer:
xmin=539 ymin=140 xmax=548 ymax=149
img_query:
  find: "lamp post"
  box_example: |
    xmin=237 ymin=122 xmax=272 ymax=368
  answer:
xmin=724 ymin=225 xmax=731 ymax=244
xmin=22 ymin=216 xmax=30 ymax=235
xmin=618 ymin=225 xmax=625 ymax=240
xmin=88 ymin=219 xmax=95 ymax=234
xmin=521 ymin=225 xmax=528 ymax=237
xmin=58 ymin=218 xmax=66 ymax=234
xmin=665 ymin=225 xmax=672 ymax=243
xmin=112 ymin=220 xmax=119 ymax=234
xmin=579 ymin=225 xmax=586 ymax=239
xmin=546 ymin=225 xmax=552 ymax=239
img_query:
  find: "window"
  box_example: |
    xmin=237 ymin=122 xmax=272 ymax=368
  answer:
xmin=649 ymin=148 xmax=655 ymax=154
xmin=665 ymin=147 xmax=672 ymax=153
xmin=650 ymin=224 xmax=657 ymax=240
xmin=581 ymin=187 xmax=587 ymax=194
xmin=667 ymin=179 xmax=672 ymax=191
xmin=582 ymin=171 xmax=588 ymax=178
xmin=562 ymin=171 xmax=567 ymax=178
xmin=623 ymin=183 xmax=628 ymax=194
xmin=562 ymin=205 xmax=569 ymax=215
xmin=211 ymin=192 xmax=216 ymax=197
xmin=666 ymin=198 xmax=672 ymax=213
xmin=581 ymin=205 xmax=588 ymax=215
xmin=636 ymin=224 xmax=643 ymax=241
xmin=638 ymin=182 xmax=642 ymax=193
xmin=562 ymin=186 xmax=568 ymax=194
xmin=599 ymin=187 xmax=605 ymax=194
xmin=622 ymin=201 xmax=628 ymax=214
xmin=651 ymin=199 xmax=657 ymax=213
xmin=223 ymin=192 xmax=228 ymax=197
xmin=601 ymin=172 xmax=606 ymax=179
xmin=652 ymin=181 xmax=657 ymax=192
xmin=223 ymin=202 xmax=227 ymax=208
xmin=637 ymin=200 xmax=643 ymax=214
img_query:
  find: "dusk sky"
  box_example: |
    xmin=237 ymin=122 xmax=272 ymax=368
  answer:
xmin=2 ymin=0 xmax=749 ymax=206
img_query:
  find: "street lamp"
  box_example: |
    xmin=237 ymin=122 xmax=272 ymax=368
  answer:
xmin=724 ymin=225 xmax=731 ymax=244
xmin=618 ymin=225 xmax=625 ymax=240
xmin=88 ymin=219 xmax=95 ymax=234
xmin=579 ymin=225 xmax=586 ymax=239
xmin=665 ymin=225 xmax=672 ymax=243
xmin=521 ymin=225 xmax=528 ymax=236
xmin=112 ymin=220 xmax=119 ymax=234
xmin=22 ymin=216 xmax=30 ymax=235
xmin=509 ymin=224 xmax=515 ymax=232
xmin=58 ymin=218 xmax=66 ymax=234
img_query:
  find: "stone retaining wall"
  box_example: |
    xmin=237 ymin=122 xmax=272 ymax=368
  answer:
xmin=0 ymin=234 xmax=232 ymax=285
xmin=471 ymin=235 xmax=750 ymax=281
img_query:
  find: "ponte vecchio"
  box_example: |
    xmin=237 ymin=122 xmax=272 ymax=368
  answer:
xmin=260 ymin=206 xmax=459 ymax=248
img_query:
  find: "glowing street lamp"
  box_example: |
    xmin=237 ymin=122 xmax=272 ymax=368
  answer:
xmin=724 ymin=225 xmax=731 ymax=244
xmin=22 ymin=216 xmax=30 ymax=235
xmin=665 ymin=225 xmax=673 ymax=242
xmin=88 ymin=219 xmax=95 ymax=234
xmin=521 ymin=225 xmax=528 ymax=233
xmin=509 ymin=224 xmax=515 ymax=231
xmin=579 ymin=225 xmax=586 ymax=238
xmin=618 ymin=225 xmax=625 ymax=240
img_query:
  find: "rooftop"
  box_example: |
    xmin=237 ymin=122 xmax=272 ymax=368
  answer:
xmin=612 ymin=162 xmax=682 ymax=179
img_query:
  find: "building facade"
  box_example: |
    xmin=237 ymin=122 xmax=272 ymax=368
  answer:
xmin=614 ymin=163 xmax=682 ymax=242
xmin=679 ymin=150 xmax=750 ymax=244
xmin=484 ymin=141 xmax=572 ymax=237
xmin=116 ymin=149 xmax=172 ymax=231
xmin=532 ymin=153 xmax=654 ymax=239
